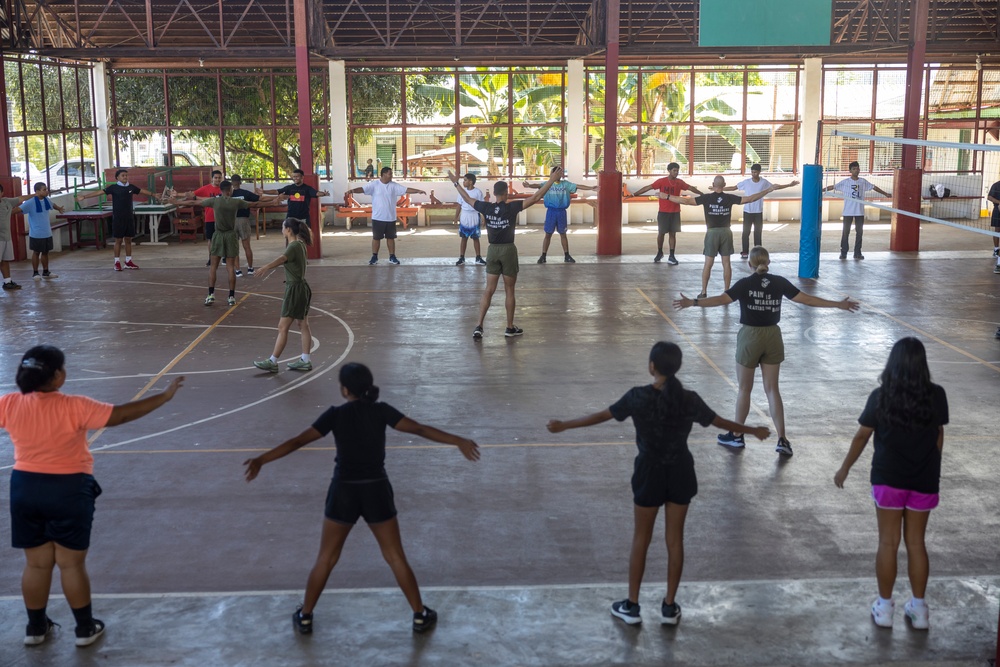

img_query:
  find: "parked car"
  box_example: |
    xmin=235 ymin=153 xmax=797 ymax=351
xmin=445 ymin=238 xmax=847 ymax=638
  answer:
xmin=42 ymin=158 xmax=99 ymax=191
xmin=10 ymin=161 xmax=41 ymax=189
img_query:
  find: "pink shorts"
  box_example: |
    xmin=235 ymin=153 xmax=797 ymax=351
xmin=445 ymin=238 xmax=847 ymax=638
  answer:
xmin=871 ymin=485 xmax=939 ymax=511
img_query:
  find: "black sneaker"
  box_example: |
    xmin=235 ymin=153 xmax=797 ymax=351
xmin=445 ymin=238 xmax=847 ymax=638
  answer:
xmin=473 ymin=325 xmax=483 ymax=339
xmin=412 ymin=606 xmax=437 ymax=633
xmin=456 ymin=256 xmax=465 ymax=265
xmin=666 ymin=254 xmax=679 ymax=265
xmin=839 ymin=253 xmax=847 ymax=260
xmin=610 ymin=599 xmax=642 ymax=625
xmin=368 ymin=256 xmax=377 ymax=265
xmin=994 ymin=248 xmax=999 ymax=257
xmin=75 ymin=619 xmax=105 ymax=647
xmin=221 ymin=259 xmax=227 ymax=266
xmin=206 ymin=259 xmax=211 ymax=267
xmin=661 ymin=601 xmax=682 ymax=626
xmin=537 ymin=254 xmax=546 ymax=264
xmin=854 ymin=253 xmax=865 ymax=260
xmin=293 ymin=606 xmax=313 ymax=635
xmin=504 ymin=326 xmax=523 ymax=337
xmin=995 ymin=327 xmax=1000 ymax=339
xmin=564 ymin=254 xmax=576 ymax=263
xmin=776 ymin=437 xmax=793 ymax=457
xmin=717 ymin=431 xmax=745 ymax=449
xmin=25 ymin=617 xmax=59 ymax=646
xmin=654 ymin=251 xmax=664 ymax=263
xmin=2 ymin=281 xmax=22 ymax=291
xmin=740 ymin=252 xmax=749 ymax=259
xmin=475 ymin=256 xmax=486 ymax=265
xmin=696 ymin=292 xmax=707 ymax=299
xmin=389 ymin=255 xmax=400 ymax=265
xmin=41 ymin=270 xmax=56 ymax=279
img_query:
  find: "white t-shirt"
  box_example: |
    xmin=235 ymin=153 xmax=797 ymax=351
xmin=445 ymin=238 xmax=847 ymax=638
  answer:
xmin=458 ymin=187 xmax=484 ymax=227
xmin=736 ymin=178 xmax=772 ymax=214
xmin=833 ymin=177 xmax=874 ymax=217
xmin=362 ymin=180 xmax=408 ymax=222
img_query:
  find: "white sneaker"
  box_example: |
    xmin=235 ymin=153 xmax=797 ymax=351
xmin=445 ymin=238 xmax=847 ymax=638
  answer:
xmin=871 ymin=598 xmax=894 ymax=628
xmin=903 ymin=599 xmax=929 ymax=630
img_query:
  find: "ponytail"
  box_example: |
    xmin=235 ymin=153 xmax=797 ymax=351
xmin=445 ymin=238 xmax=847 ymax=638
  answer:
xmin=15 ymin=345 xmax=65 ymax=394
xmin=282 ymin=217 xmax=313 ymax=246
xmin=748 ymin=246 xmax=770 ymax=274
xmin=339 ymin=362 xmax=380 ymax=402
xmin=649 ymin=341 xmax=684 ymax=418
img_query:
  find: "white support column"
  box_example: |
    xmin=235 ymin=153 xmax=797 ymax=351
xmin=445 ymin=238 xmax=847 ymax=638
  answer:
xmin=565 ymin=59 xmax=586 ymax=181
xmin=92 ymin=63 xmax=114 ymax=172
xmin=328 ymin=60 xmax=349 ymax=202
xmin=799 ymin=57 xmax=822 ymax=173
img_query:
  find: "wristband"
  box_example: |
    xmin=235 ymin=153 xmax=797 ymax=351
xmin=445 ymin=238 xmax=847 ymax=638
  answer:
xmin=693 ymin=298 xmax=699 ymax=306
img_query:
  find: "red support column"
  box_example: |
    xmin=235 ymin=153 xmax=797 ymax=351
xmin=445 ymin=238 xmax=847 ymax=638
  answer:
xmin=891 ymin=0 xmax=928 ymax=252
xmin=0 ymin=64 xmax=27 ymax=262
xmin=597 ymin=0 xmax=622 ymax=255
xmin=294 ymin=0 xmax=321 ymax=259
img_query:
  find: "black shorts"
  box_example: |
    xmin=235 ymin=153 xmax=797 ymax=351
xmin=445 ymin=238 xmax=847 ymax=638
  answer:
xmin=112 ymin=215 xmax=136 ymax=239
xmin=28 ymin=236 xmax=54 ymax=253
xmin=10 ymin=470 xmax=102 ymax=551
xmin=372 ymin=219 xmax=397 ymax=241
xmin=324 ymin=478 xmax=397 ymax=525
xmin=631 ymin=451 xmax=697 ymax=507
xmin=657 ymin=211 xmax=681 ymax=234
xmin=205 ymin=221 xmax=215 ymax=240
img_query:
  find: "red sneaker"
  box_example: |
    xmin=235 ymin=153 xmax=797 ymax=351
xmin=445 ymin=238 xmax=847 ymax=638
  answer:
xmin=114 ymin=261 xmax=123 ymax=272
xmin=124 ymin=260 xmax=140 ymax=269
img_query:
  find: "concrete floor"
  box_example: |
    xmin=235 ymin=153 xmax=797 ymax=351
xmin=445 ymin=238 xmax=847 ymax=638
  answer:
xmin=0 ymin=219 xmax=998 ymax=666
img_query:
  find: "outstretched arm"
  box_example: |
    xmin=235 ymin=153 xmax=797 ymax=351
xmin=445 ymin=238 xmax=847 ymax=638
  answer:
xmin=873 ymin=186 xmax=891 ymax=197
xmin=673 ymin=292 xmax=734 ymax=310
xmin=791 ymin=292 xmax=859 ymax=311
xmin=632 ymin=184 xmax=654 ymax=196
xmin=711 ymin=416 xmax=770 ymax=441
xmin=575 ymin=183 xmax=599 ymax=192
xmin=771 ymin=180 xmax=800 ymax=191
xmin=740 ymin=185 xmax=776 ymax=205
xmin=244 ymin=427 xmax=324 ymax=481
xmin=393 ymin=417 xmax=480 ymax=461
xmin=547 ymin=408 xmax=613 ymax=433
xmin=834 ymin=426 xmax=873 ymax=487
xmin=659 ymin=192 xmax=698 ymax=206
xmin=106 ymin=377 xmax=184 ymax=427
xmin=404 ymin=187 xmax=426 ymax=196
xmin=520 ymin=181 xmax=542 ymax=190
xmin=522 ymin=167 xmax=564 ymax=208
xmin=447 ymin=171 xmax=479 ymax=207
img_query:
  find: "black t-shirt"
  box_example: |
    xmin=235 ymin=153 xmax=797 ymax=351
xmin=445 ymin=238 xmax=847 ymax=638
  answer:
xmin=278 ymin=184 xmax=319 ymax=221
xmin=103 ymin=183 xmax=142 ymax=224
xmin=694 ymin=192 xmax=743 ymax=228
xmin=858 ymin=384 xmax=948 ymax=493
xmin=364 ymin=165 xmax=374 ymax=178
xmin=725 ymin=272 xmax=801 ymax=326
xmin=231 ymin=188 xmax=260 ymax=218
xmin=311 ymin=400 xmax=405 ymax=481
xmin=989 ymin=181 xmax=1000 ymax=223
xmin=474 ymin=199 xmax=524 ymax=244
xmin=609 ymin=385 xmax=716 ymax=465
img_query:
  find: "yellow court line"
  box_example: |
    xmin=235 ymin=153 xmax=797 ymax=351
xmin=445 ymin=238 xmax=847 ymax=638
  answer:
xmin=93 ymin=442 xmax=631 ymax=455
xmin=635 ymin=288 xmax=770 ymax=420
xmin=86 ymin=293 xmax=253 ymax=446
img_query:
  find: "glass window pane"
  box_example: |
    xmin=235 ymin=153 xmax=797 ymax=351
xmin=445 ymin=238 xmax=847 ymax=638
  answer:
xmin=167 ymin=75 xmax=219 ymax=127
xmin=691 ymin=123 xmax=744 ymax=173
xmin=311 ymin=71 xmax=328 ymax=126
xmin=459 ymin=71 xmax=510 ymax=125
xmin=642 ymin=125 xmax=691 ymax=174
xmin=874 ymin=69 xmax=907 ymax=120
xmin=224 ymin=129 xmax=274 ymax=179
xmin=404 ymin=128 xmax=455 ymax=178
xmin=514 ymin=71 xmax=564 ymax=124
xmin=78 ymin=68 xmax=94 ymax=127
xmin=406 ymin=72 xmax=454 ymax=125
xmin=42 ymin=64 xmax=63 ymax=131
xmin=23 ymin=63 xmax=44 ymax=132
xmin=641 ymin=70 xmax=691 ymax=124
xmin=927 ymin=68 xmax=979 ymax=120
xmin=459 ymin=125 xmax=509 ymax=177
xmin=115 ymin=75 xmax=166 ymax=127
xmin=171 ymin=130 xmax=221 ymax=167
xmin=221 ymin=75 xmax=273 ymax=127
xmin=693 ymin=72 xmax=742 ymax=123
xmin=824 ymin=69 xmax=873 ymax=120
xmin=514 ymin=125 xmax=562 ymax=177
xmin=274 ymin=75 xmax=299 ymax=125
xmin=587 ymin=72 xmax=605 ymax=124
xmin=747 ymin=69 xmax=798 ymax=121
xmin=745 ymin=123 xmax=796 ymax=173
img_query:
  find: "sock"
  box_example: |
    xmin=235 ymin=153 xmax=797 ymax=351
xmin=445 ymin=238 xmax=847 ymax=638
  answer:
xmin=71 ymin=603 xmax=93 ymax=627
xmin=26 ymin=607 xmax=47 ymax=629
xmin=564 ymin=252 xmax=571 ymax=258
xmin=269 ymin=355 xmax=278 ymax=364
xmin=669 ymin=249 xmax=676 ymax=256
xmin=125 ymin=256 xmax=132 ymax=262
xmin=371 ymin=253 xmax=378 ymax=259
xmin=114 ymin=257 xmax=121 ymax=265
xmin=540 ymin=252 xmax=547 ymax=258
xmin=910 ymin=597 xmax=926 ymax=607
xmin=877 ymin=596 xmax=892 ymax=607
xmin=3 ymin=277 xmax=10 ymax=284
xmin=458 ymin=255 xmax=464 ymax=260
xmin=208 ymin=287 xmax=215 ymax=295
xmin=229 ymin=290 xmax=235 ymax=298
xmin=301 ymin=354 xmax=310 ymax=362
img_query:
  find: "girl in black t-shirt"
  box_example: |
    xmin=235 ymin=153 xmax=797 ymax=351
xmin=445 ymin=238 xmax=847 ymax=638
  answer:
xmin=834 ymin=337 xmax=948 ymax=631
xmin=244 ymin=363 xmax=479 ymax=635
xmin=547 ymin=342 xmax=770 ymax=626
xmin=674 ymin=246 xmax=858 ymax=458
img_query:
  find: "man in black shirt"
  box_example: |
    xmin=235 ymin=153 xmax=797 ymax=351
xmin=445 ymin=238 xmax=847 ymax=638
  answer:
xmin=81 ymin=169 xmax=157 ymax=271
xmin=230 ymin=175 xmax=284 ymax=277
xmin=448 ymin=167 xmax=562 ymax=339
xmin=257 ymin=169 xmax=330 ymax=225
xmin=662 ymin=176 xmax=775 ymax=298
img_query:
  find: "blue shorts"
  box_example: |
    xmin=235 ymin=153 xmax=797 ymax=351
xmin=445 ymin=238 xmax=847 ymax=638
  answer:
xmin=544 ymin=208 xmax=568 ymax=235
xmin=459 ymin=225 xmax=481 ymax=240
xmin=10 ymin=470 xmax=102 ymax=551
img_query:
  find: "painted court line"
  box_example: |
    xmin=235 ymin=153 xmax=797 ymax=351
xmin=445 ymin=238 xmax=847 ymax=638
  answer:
xmin=89 ymin=442 xmax=632 ymax=456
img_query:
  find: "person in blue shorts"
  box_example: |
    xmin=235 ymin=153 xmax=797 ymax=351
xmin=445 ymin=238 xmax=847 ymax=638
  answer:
xmin=522 ymin=168 xmax=598 ymax=264
xmin=453 ymin=172 xmax=485 ymax=266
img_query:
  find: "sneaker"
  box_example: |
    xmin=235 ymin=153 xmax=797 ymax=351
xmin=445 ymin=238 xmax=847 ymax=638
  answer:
xmin=288 ymin=358 xmax=312 ymax=372
xmin=994 ymin=265 xmax=1000 ymax=274
xmin=740 ymin=252 xmax=749 ymax=259
xmin=114 ymin=261 xmax=123 ymax=272
xmin=368 ymin=256 xmax=378 ymax=265
xmin=227 ymin=296 xmax=236 ymax=306
xmin=993 ymin=247 xmax=998 ymax=257
xmin=661 ymin=600 xmax=682 ymax=626
xmin=839 ymin=253 xmax=847 ymax=260
xmin=473 ymin=325 xmax=483 ymax=339
xmin=666 ymin=255 xmax=679 ymax=265
xmin=475 ymin=256 xmax=486 ymax=265
xmin=717 ymin=431 xmax=746 ymax=449
xmin=654 ymin=251 xmax=664 ymax=263
xmin=564 ymin=254 xmax=576 ymax=263
xmin=254 ymin=359 xmax=279 ymax=373
xmin=775 ymin=437 xmax=793 ymax=457
xmin=235 ymin=269 xmax=243 ymax=277
xmin=204 ymin=294 xmax=215 ymax=306
xmin=995 ymin=327 xmax=1000 ymax=339
xmin=903 ymin=599 xmax=929 ymax=630
xmin=456 ymin=256 xmax=465 ymax=265
xmin=292 ymin=606 xmax=313 ymax=635
xmin=537 ymin=255 xmax=546 ymax=264
xmin=247 ymin=267 xmax=255 ymax=276
xmin=412 ymin=606 xmax=437 ymax=633
xmin=75 ymin=619 xmax=105 ymax=647
xmin=2 ymin=281 xmax=21 ymax=291
xmin=854 ymin=253 xmax=865 ymax=260
xmin=696 ymin=292 xmax=707 ymax=299
xmin=389 ymin=255 xmax=400 ymax=265
xmin=221 ymin=259 xmax=227 ymax=266
xmin=610 ymin=599 xmax=642 ymax=625
xmin=504 ymin=326 xmax=524 ymax=337
xmin=871 ymin=599 xmax=894 ymax=628
xmin=124 ymin=260 xmax=139 ymax=269
xmin=25 ymin=617 xmax=59 ymax=646
xmin=33 ymin=272 xmax=41 ymax=280
xmin=206 ymin=259 xmax=211 ymax=267
xmin=42 ymin=271 xmax=56 ymax=279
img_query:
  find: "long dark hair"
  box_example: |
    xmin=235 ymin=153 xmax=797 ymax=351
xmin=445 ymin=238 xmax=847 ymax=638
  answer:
xmin=650 ymin=341 xmax=684 ymax=421
xmin=339 ymin=362 xmax=380 ymax=402
xmin=16 ymin=345 xmax=65 ymax=394
xmin=282 ymin=217 xmax=312 ymax=245
xmin=876 ymin=337 xmax=934 ymax=428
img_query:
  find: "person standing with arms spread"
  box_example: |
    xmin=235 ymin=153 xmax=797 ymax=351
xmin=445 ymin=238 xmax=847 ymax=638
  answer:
xmin=0 ymin=345 xmax=183 ymax=647
xmin=662 ymin=176 xmax=774 ymax=298
xmin=824 ymin=161 xmax=891 ymax=260
xmin=631 ymin=162 xmax=702 ymax=264
xmin=19 ymin=183 xmax=65 ymax=281
xmin=448 ymin=167 xmax=561 ymax=339
xmin=986 ymin=176 xmax=1000 ymax=273
xmin=522 ymin=168 xmax=598 ymax=264
xmin=174 ymin=170 xmax=222 ymax=267
xmin=80 ymin=169 xmax=157 ymax=271
xmin=350 ymin=167 xmax=426 ymax=265
xmin=724 ymin=164 xmax=798 ymax=258
xmin=258 ymin=169 xmax=330 ymax=228
xmin=834 ymin=337 xmax=948 ymax=630
xmin=453 ymin=172 xmax=485 ymax=266
xmin=230 ymin=175 xmax=284 ymax=278
xmin=0 ymin=183 xmax=33 ymax=291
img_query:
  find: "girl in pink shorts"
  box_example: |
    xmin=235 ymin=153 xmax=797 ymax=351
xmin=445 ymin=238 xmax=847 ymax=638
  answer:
xmin=834 ymin=337 xmax=948 ymax=631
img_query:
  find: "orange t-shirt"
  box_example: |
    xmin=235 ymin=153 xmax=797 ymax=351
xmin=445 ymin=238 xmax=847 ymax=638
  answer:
xmin=0 ymin=391 xmax=113 ymax=475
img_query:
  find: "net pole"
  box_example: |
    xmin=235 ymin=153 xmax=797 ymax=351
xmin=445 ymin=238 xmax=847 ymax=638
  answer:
xmin=799 ymin=164 xmax=822 ymax=279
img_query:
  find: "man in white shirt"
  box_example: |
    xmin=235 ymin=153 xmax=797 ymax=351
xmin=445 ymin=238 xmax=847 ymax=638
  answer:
xmin=824 ymin=161 xmax=891 ymax=260
xmin=349 ymin=167 xmax=426 ymax=265
xmin=453 ymin=172 xmax=485 ymax=266
xmin=725 ymin=164 xmax=798 ymax=258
